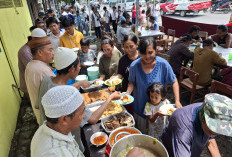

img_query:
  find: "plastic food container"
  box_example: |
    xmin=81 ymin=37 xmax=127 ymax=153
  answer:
xmin=87 ymin=66 xmax=100 ymax=81
xmin=75 ymin=75 xmax=88 ymax=82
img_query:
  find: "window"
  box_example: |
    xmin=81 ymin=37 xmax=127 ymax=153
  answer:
xmin=0 ymin=0 xmax=23 ymax=9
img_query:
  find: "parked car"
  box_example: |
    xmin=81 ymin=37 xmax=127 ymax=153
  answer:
xmin=90 ymin=1 xmax=100 ymax=9
xmin=160 ymin=0 xmax=211 ymax=17
xmin=116 ymin=0 xmax=145 ymax=12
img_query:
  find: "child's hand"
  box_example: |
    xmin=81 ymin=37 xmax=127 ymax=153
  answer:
xmin=156 ymin=111 xmax=165 ymax=117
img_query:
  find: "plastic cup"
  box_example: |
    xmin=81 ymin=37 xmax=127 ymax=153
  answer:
xmin=229 ymin=53 xmax=232 ymax=61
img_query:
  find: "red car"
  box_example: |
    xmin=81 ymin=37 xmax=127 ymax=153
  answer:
xmin=160 ymin=0 xmax=212 ymax=17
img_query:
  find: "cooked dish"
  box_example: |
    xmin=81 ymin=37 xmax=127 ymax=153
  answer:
xmin=92 ymin=135 xmax=106 ymax=145
xmin=82 ymin=90 xmax=109 ymax=105
xmin=122 ymin=95 xmax=132 ymax=103
xmin=105 ymin=78 xmax=122 ymax=86
xmin=117 ymin=146 xmax=160 ymax=157
xmin=100 ymin=101 xmax=123 ymax=119
xmin=110 ymin=128 xmax=140 ymax=146
xmin=167 ymin=108 xmax=175 ymax=115
xmin=103 ymin=113 xmax=133 ymax=131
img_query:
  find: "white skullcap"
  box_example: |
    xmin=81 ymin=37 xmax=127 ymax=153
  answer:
xmin=54 ymin=47 xmax=77 ymax=70
xmin=31 ymin=28 xmax=47 ymax=37
xmin=41 ymin=85 xmax=84 ymax=118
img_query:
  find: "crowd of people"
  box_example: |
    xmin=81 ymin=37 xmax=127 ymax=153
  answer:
xmin=16 ymin=2 xmax=232 ymax=157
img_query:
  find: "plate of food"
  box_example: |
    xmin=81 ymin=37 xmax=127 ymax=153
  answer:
xmin=114 ymin=95 xmax=134 ymax=105
xmin=104 ymin=78 xmax=122 ymax=86
xmin=159 ymin=104 xmax=176 ymax=116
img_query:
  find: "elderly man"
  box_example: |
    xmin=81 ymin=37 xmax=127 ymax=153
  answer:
xmin=161 ymin=93 xmax=232 ymax=157
xmin=18 ymin=28 xmax=46 ymax=99
xmin=210 ymin=25 xmax=232 ymax=48
xmin=25 ymin=35 xmax=55 ymax=124
xmin=31 ymin=85 xmax=145 ymax=157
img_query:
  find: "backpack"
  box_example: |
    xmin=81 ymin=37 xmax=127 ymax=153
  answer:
xmin=86 ymin=14 xmax=89 ymax=21
xmin=109 ymin=13 xmax=112 ymax=23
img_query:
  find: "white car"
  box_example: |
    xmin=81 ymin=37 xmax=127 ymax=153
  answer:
xmin=116 ymin=0 xmax=145 ymax=12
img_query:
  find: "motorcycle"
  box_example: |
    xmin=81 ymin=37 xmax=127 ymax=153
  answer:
xmin=210 ymin=0 xmax=231 ymax=14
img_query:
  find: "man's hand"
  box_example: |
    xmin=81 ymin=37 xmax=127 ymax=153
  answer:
xmin=79 ymin=80 xmax=90 ymax=88
xmin=109 ymin=91 xmax=121 ymax=100
xmin=126 ymin=147 xmax=145 ymax=157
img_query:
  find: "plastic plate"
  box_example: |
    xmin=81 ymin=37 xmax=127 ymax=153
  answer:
xmin=114 ymin=95 xmax=134 ymax=105
xmin=104 ymin=79 xmax=122 ymax=87
xmin=159 ymin=104 xmax=177 ymax=116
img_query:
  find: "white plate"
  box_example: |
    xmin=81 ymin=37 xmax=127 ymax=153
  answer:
xmin=84 ymin=61 xmax=95 ymax=66
xmin=159 ymin=104 xmax=176 ymax=116
xmin=90 ymin=132 xmax=108 ymax=147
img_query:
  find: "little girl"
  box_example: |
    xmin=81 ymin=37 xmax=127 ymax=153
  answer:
xmin=144 ymin=83 xmax=170 ymax=139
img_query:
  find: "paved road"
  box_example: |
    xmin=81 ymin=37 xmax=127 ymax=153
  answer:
xmin=163 ymin=11 xmax=231 ymax=25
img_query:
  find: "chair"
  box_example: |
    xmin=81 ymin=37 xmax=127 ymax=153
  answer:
xmin=156 ymin=40 xmax=167 ymax=53
xmin=179 ymin=66 xmax=207 ymax=104
xmin=157 ymin=53 xmax=170 ymax=62
xmin=210 ymin=80 xmax=232 ymax=98
xmin=198 ymin=31 xmax=208 ymax=40
xmin=158 ymin=26 xmax=165 ymax=40
xmin=166 ymin=29 xmax=175 ymax=45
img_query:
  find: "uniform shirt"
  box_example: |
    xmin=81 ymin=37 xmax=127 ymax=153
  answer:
xmin=60 ymin=30 xmax=84 ymax=49
xmin=82 ymin=12 xmax=89 ymax=23
xmin=92 ymin=12 xmax=101 ymax=27
xmin=152 ymin=4 xmax=160 ymax=17
xmin=99 ymin=48 xmax=122 ymax=79
xmin=31 ymin=123 xmax=84 ymax=157
xmin=112 ymin=10 xmax=117 ymax=21
xmin=128 ymin=57 xmax=176 ymax=118
xmin=161 ymin=103 xmax=213 ymax=157
xmin=25 ymin=60 xmax=55 ymax=124
xmin=35 ymin=76 xmax=92 ymax=152
xmin=18 ymin=43 xmax=32 ymax=93
xmin=104 ymin=10 xmax=111 ymax=24
xmin=193 ymin=47 xmax=226 ymax=86
xmin=49 ymin=29 xmax=65 ymax=50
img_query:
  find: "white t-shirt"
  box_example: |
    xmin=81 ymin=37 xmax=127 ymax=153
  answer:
xmin=105 ymin=10 xmax=111 ymax=23
xmin=31 ymin=123 xmax=84 ymax=157
xmin=116 ymin=26 xmax=129 ymax=44
xmin=92 ymin=12 xmax=101 ymax=27
xmin=82 ymin=12 xmax=88 ymax=23
xmin=49 ymin=29 xmax=65 ymax=50
xmin=112 ymin=10 xmax=117 ymax=21
xmin=153 ymin=4 xmax=160 ymax=17
xmin=25 ymin=60 xmax=55 ymax=124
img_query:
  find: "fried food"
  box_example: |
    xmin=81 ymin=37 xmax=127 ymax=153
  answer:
xmin=122 ymin=95 xmax=131 ymax=103
xmin=82 ymin=90 xmax=109 ymax=105
xmin=103 ymin=113 xmax=133 ymax=131
xmin=167 ymin=108 xmax=175 ymax=115
xmin=100 ymin=101 xmax=123 ymax=119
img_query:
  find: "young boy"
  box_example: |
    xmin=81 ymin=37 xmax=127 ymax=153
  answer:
xmin=149 ymin=16 xmax=159 ymax=30
xmin=78 ymin=38 xmax=96 ymax=75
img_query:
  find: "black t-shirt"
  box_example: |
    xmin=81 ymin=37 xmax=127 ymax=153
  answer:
xmin=192 ymin=35 xmax=200 ymax=40
xmin=146 ymin=6 xmax=151 ymax=16
xmin=118 ymin=54 xmax=140 ymax=92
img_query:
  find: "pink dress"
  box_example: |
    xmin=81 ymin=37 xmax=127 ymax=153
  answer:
xmin=132 ymin=7 xmax=136 ymax=18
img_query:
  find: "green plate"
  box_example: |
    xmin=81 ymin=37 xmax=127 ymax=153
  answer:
xmin=104 ymin=79 xmax=122 ymax=87
xmin=114 ymin=95 xmax=134 ymax=105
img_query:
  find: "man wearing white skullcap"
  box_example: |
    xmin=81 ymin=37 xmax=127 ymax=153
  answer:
xmin=18 ymin=28 xmax=47 ymax=100
xmin=31 ymin=86 xmax=143 ymax=157
xmin=35 ymin=47 xmax=121 ymax=152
